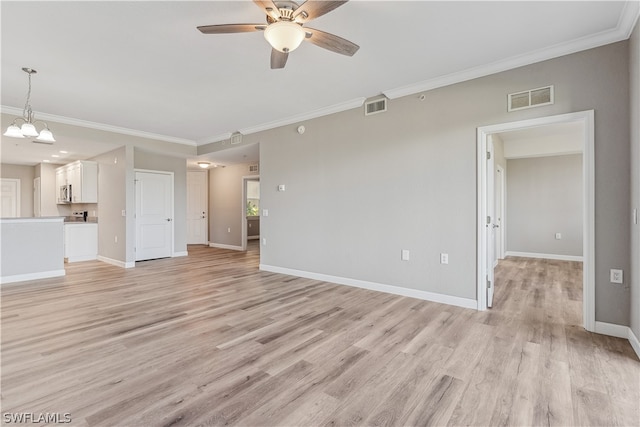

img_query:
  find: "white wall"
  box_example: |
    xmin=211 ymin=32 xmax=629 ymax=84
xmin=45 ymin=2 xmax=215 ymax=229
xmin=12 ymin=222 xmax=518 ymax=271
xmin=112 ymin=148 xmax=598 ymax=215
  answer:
xmin=506 ymin=154 xmax=583 ymax=258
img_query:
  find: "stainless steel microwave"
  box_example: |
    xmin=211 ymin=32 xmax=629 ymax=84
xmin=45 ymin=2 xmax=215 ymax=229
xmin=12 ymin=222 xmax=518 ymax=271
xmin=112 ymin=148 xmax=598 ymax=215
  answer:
xmin=59 ymin=184 xmax=72 ymax=203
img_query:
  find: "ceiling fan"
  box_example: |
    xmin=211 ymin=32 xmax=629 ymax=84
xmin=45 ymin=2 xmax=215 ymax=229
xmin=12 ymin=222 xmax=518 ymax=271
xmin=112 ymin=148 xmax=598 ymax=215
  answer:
xmin=197 ymin=0 xmax=359 ymax=69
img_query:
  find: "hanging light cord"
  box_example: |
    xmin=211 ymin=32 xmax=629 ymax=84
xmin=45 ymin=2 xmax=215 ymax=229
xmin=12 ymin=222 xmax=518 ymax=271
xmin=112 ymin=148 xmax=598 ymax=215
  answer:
xmin=23 ymin=70 xmax=34 ymax=123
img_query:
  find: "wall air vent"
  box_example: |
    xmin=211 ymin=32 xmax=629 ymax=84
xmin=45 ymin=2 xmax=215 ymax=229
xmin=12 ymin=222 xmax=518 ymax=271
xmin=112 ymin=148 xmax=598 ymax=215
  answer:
xmin=508 ymin=85 xmax=554 ymax=112
xmin=249 ymin=164 xmax=259 ymax=173
xmin=364 ymin=97 xmax=387 ymax=116
xmin=230 ymin=132 xmax=243 ymax=145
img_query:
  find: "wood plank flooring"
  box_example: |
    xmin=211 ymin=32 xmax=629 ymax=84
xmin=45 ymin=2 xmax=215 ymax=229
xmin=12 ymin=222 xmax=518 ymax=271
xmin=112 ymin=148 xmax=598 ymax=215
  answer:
xmin=1 ymin=245 xmax=638 ymax=426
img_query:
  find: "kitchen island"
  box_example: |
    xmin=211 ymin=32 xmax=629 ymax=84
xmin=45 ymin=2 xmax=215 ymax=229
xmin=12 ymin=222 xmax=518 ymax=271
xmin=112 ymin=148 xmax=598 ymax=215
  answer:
xmin=1 ymin=217 xmax=65 ymax=284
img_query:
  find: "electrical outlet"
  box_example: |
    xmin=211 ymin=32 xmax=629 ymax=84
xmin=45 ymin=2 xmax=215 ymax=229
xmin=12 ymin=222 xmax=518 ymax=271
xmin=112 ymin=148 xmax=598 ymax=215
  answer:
xmin=114 ymin=235 xmax=118 ymax=243
xmin=262 ymin=238 xmax=267 ymax=246
xmin=610 ymin=269 xmax=623 ymax=284
xmin=440 ymin=253 xmax=449 ymax=264
xmin=227 ymin=227 xmax=231 ymax=233
xmin=555 ymin=233 xmax=562 ymax=240
xmin=401 ymin=250 xmax=410 ymax=261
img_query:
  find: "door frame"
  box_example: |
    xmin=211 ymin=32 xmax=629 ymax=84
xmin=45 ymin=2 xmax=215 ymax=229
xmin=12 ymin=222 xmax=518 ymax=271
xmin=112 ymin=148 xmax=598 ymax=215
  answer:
xmin=495 ymin=164 xmax=506 ymax=262
xmin=241 ymin=175 xmax=260 ymax=251
xmin=476 ymin=110 xmax=595 ymax=332
xmin=134 ymin=169 xmax=175 ymax=260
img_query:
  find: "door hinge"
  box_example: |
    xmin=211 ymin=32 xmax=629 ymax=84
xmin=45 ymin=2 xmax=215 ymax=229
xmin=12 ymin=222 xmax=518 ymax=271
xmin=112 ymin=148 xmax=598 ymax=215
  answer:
xmin=487 ymin=277 xmax=492 ymax=288
xmin=486 ymin=215 xmax=491 ymax=225
xmin=486 ymin=151 xmax=491 ymax=160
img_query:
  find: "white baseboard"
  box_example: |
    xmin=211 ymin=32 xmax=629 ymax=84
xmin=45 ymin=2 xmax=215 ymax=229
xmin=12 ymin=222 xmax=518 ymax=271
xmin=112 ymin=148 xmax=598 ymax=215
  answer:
xmin=97 ymin=256 xmax=135 ymax=269
xmin=594 ymin=321 xmax=640 ymax=360
xmin=505 ymin=251 xmax=583 ymax=262
xmin=173 ymin=251 xmax=188 ymax=257
xmin=594 ymin=321 xmax=629 ymax=338
xmin=628 ymin=328 xmax=640 ymax=360
xmin=1 ymin=269 xmax=66 ymax=284
xmin=209 ymin=242 xmax=244 ymax=251
xmin=259 ymin=264 xmax=478 ymax=310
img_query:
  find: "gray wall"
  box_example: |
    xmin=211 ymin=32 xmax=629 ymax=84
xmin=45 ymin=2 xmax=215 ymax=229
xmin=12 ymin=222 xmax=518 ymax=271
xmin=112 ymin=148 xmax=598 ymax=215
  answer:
xmin=1 ymin=164 xmax=35 ymax=217
xmin=209 ymin=163 xmax=255 ymax=247
xmin=506 ymin=154 xmax=583 ymax=257
xmin=630 ymin=20 xmax=639 ymax=340
xmin=92 ymin=146 xmax=128 ymax=263
xmin=258 ymin=41 xmax=631 ymax=325
xmin=134 ymin=148 xmax=188 ymax=254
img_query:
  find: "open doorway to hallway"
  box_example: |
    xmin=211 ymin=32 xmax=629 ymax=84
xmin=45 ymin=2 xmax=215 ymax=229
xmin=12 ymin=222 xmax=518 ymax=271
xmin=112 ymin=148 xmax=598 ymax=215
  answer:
xmin=477 ymin=111 xmax=595 ymax=331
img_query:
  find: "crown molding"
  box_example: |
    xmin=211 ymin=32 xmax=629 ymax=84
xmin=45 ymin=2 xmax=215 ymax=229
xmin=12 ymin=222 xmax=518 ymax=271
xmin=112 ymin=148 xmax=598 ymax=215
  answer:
xmin=236 ymin=97 xmax=366 ymax=136
xmin=383 ymin=1 xmax=640 ymax=100
xmin=1 ymin=106 xmax=197 ymax=146
xmin=196 ymin=132 xmax=233 ymax=146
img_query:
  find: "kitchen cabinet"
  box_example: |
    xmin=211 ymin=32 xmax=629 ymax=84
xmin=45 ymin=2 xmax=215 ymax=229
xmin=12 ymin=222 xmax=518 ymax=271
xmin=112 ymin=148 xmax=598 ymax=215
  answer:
xmin=64 ymin=223 xmax=98 ymax=262
xmin=56 ymin=160 xmax=98 ymax=204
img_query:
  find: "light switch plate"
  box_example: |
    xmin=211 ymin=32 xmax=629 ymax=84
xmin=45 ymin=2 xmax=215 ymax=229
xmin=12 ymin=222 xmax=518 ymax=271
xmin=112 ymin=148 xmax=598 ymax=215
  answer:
xmin=401 ymin=250 xmax=410 ymax=261
xmin=610 ymin=269 xmax=623 ymax=284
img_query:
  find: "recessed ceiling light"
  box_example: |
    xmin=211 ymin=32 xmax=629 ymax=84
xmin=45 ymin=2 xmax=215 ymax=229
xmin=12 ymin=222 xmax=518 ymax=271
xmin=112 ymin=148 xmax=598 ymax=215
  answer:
xmin=59 ymin=150 xmax=68 ymax=154
xmin=51 ymin=154 xmax=60 ymax=158
xmin=43 ymin=159 xmax=50 ymax=163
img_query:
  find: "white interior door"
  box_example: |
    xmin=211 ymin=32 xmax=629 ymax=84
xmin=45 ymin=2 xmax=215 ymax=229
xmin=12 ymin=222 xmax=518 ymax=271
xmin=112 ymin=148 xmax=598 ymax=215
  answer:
xmin=1 ymin=178 xmax=20 ymax=218
xmin=186 ymin=171 xmax=208 ymax=244
xmin=135 ymin=171 xmax=173 ymax=261
xmin=486 ymin=137 xmax=495 ymax=308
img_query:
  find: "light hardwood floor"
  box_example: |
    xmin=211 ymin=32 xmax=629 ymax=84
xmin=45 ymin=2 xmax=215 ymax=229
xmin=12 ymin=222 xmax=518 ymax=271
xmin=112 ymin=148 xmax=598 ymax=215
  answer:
xmin=2 ymin=245 xmax=638 ymax=426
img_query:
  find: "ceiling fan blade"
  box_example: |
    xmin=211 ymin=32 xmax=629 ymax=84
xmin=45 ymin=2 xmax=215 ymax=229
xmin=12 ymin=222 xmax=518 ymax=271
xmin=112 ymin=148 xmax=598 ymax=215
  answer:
xmin=304 ymin=28 xmax=359 ymax=56
xmin=253 ymin=0 xmax=281 ymax=21
xmin=293 ymin=1 xmax=349 ymax=23
xmin=197 ymin=24 xmax=266 ymax=34
xmin=271 ymin=49 xmax=288 ymax=69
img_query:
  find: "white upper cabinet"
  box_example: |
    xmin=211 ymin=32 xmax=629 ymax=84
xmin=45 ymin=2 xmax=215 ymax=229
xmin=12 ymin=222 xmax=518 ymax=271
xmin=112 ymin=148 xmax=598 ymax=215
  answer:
xmin=55 ymin=160 xmax=98 ymax=204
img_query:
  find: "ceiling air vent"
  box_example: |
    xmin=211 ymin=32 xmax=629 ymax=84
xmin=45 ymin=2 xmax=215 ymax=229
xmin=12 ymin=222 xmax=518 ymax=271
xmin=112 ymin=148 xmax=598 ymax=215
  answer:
xmin=230 ymin=132 xmax=243 ymax=145
xmin=508 ymin=85 xmax=554 ymax=112
xmin=249 ymin=164 xmax=259 ymax=173
xmin=364 ymin=97 xmax=387 ymax=116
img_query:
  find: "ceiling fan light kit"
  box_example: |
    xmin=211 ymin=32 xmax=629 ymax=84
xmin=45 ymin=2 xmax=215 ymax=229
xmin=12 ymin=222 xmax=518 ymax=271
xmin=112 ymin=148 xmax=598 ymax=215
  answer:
xmin=4 ymin=67 xmax=56 ymax=142
xmin=197 ymin=0 xmax=359 ymax=69
xmin=264 ymin=21 xmax=306 ymax=53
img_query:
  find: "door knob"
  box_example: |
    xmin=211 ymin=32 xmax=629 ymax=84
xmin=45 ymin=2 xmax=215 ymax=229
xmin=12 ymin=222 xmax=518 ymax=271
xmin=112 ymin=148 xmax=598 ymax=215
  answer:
xmin=166 ymin=218 xmax=172 ymax=222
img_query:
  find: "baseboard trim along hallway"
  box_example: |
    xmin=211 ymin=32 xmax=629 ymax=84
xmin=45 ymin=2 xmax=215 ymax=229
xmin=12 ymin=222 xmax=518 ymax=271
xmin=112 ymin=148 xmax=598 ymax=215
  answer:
xmin=259 ymin=264 xmax=478 ymax=310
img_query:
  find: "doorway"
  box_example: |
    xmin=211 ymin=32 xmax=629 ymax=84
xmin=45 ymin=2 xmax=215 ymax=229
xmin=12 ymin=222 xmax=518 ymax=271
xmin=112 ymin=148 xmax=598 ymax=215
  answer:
xmin=135 ymin=170 xmax=174 ymax=261
xmin=1 ymin=178 xmax=20 ymax=217
xmin=186 ymin=170 xmax=208 ymax=245
xmin=241 ymin=175 xmax=260 ymax=251
xmin=477 ymin=110 xmax=595 ymax=331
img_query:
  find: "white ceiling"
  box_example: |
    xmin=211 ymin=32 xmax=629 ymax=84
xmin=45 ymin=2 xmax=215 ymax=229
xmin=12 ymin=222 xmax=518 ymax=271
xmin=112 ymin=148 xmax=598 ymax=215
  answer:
xmin=1 ymin=1 xmax=637 ymax=167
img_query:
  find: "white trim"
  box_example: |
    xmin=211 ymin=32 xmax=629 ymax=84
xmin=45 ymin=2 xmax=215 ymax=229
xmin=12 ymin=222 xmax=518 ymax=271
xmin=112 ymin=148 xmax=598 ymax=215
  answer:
xmin=1 ymin=269 xmax=65 ymax=284
xmin=505 ymin=251 xmax=584 ymax=262
xmin=97 ymin=255 xmax=135 ymax=269
xmin=629 ymin=328 xmax=640 ymax=360
xmin=196 ymin=132 xmax=233 ymax=146
xmin=172 ymin=251 xmax=188 ymax=257
xmin=1 ymin=106 xmax=196 ymax=146
xmin=594 ymin=321 xmax=630 ymax=339
xmin=477 ymin=111 xmax=595 ymax=333
xmin=383 ymin=6 xmax=638 ymax=100
xmin=259 ymin=264 xmax=477 ymax=310
xmin=237 ymin=98 xmax=366 ymax=136
xmin=209 ymin=242 xmax=244 ymax=251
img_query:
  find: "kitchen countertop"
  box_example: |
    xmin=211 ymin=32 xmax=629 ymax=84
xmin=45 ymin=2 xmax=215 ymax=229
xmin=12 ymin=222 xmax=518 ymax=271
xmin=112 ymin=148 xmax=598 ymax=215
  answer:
xmin=64 ymin=217 xmax=98 ymax=223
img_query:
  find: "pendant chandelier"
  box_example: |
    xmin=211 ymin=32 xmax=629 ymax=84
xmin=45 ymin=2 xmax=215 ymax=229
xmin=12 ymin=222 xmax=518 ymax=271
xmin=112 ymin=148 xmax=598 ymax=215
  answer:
xmin=4 ymin=67 xmax=55 ymax=142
